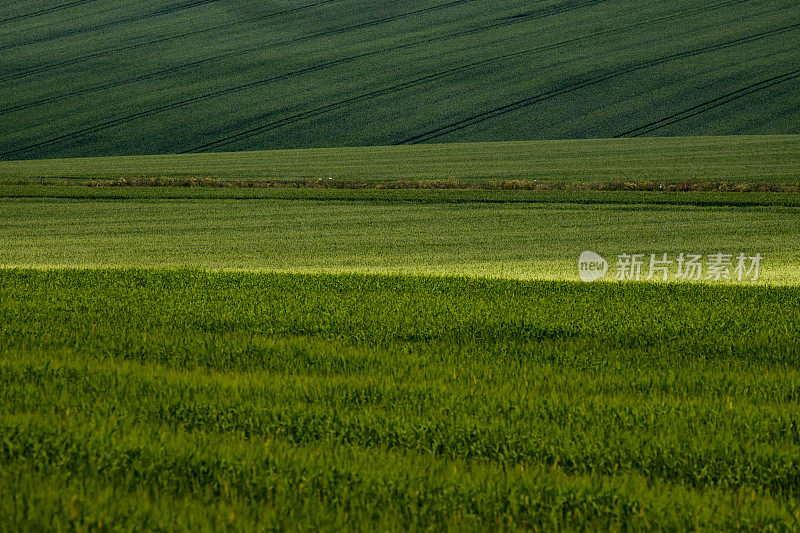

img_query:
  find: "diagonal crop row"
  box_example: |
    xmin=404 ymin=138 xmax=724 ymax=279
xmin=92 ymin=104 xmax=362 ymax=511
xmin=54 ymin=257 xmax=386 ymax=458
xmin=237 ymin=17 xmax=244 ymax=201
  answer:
xmin=0 ymin=0 xmax=98 ymax=25
xmin=395 ymin=22 xmax=800 ymax=144
xmin=0 ymin=0 xmax=606 ymax=85
xmin=157 ymin=1 xmax=758 ymax=153
xmin=1 ymin=0 xmax=342 ymax=81
xmin=0 ymin=0 xmax=220 ymax=52
xmin=183 ymin=19 xmax=796 ymax=153
xmin=0 ymin=0 xmax=753 ymax=122
xmin=0 ymin=0 xmax=622 ymax=115
xmin=0 ymin=0 xmax=610 ymax=156
xmin=1 ymin=0 xmax=475 ymax=81
xmin=616 ymin=68 xmax=800 ymax=137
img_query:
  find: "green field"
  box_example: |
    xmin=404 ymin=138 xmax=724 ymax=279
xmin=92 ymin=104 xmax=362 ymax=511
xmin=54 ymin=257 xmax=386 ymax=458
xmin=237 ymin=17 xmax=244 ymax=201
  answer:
xmin=2 ymin=0 xmax=800 ymax=529
xmin=1 ymin=136 xmax=799 ymax=185
xmin=2 ymin=137 xmax=799 ymax=286
xmin=2 ymin=189 xmax=800 ymax=283
xmin=1 ymin=0 xmax=799 ymax=158
xmin=2 ymin=269 xmax=800 ymax=530
xmin=2 ymin=140 xmax=800 ymax=528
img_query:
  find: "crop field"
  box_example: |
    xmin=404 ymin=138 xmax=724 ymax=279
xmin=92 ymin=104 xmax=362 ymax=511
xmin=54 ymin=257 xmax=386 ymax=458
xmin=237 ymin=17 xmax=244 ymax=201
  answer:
xmin=2 ymin=0 xmax=800 ymax=530
xmin=2 ymin=269 xmax=800 ymax=530
xmin=1 ymin=1 xmax=799 ymax=158
xmin=1 ymin=136 xmax=800 ymax=184
xmin=0 ymin=137 xmax=799 ymax=284
xmin=2 ymin=138 xmax=800 ymax=529
xmin=2 ymin=187 xmax=800 ymax=283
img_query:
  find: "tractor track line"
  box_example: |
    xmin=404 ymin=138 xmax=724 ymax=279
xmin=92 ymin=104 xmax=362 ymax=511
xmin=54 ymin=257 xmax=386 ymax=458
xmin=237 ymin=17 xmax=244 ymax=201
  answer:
xmin=0 ymin=0 xmax=98 ymax=24
xmin=0 ymin=0 xmax=750 ymax=117
xmin=1 ymin=0 xmax=474 ymax=80
xmin=179 ymin=62 xmax=524 ymax=153
xmin=270 ymin=0 xmax=480 ymax=46
xmin=0 ymin=0 xmax=220 ymax=51
xmin=616 ymin=69 xmax=800 ymax=137
xmin=0 ymin=0 xmax=604 ymax=156
xmin=395 ymin=22 xmax=800 ymax=144
xmin=184 ymin=8 xmax=786 ymax=153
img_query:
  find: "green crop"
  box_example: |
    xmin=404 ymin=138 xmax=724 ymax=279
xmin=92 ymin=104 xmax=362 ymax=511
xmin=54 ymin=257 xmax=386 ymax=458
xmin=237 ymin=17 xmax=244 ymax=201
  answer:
xmin=1 ymin=1 xmax=799 ymax=158
xmin=2 ymin=189 xmax=799 ymax=283
xmin=1 ymin=136 xmax=799 ymax=185
xmin=1 ymin=268 xmax=799 ymax=530
xmin=3 ymin=0 xmax=800 ymax=528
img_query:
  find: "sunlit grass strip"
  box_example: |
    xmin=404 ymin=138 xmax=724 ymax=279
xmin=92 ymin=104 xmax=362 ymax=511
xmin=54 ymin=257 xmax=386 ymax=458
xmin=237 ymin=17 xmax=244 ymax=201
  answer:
xmin=2 ymin=196 xmax=799 ymax=283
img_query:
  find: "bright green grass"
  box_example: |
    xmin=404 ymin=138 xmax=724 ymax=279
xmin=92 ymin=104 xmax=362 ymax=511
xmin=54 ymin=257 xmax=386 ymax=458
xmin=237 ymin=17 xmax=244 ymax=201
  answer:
xmin=1 ymin=0 xmax=799 ymax=159
xmin=1 ymin=269 xmax=799 ymax=530
xmin=1 ymin=191 xmax=799 ymax=283
xmin=2 ymin=183 xmax=799 ymax=529
xmin=1 ymin=136 xmax=799 ymax=184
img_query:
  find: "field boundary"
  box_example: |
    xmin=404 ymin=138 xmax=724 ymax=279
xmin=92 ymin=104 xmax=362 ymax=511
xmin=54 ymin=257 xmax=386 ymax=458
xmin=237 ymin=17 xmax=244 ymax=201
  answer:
xmin=73 ymin=177 xmax=800 ymax=192
xmin=3 ymin=185 xmax=800 ymax=209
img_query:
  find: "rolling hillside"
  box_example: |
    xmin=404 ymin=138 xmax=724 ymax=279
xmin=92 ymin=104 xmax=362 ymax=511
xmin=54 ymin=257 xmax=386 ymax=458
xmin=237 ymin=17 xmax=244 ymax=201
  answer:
xmin=1 ymin=0 xmax=799 ymax=159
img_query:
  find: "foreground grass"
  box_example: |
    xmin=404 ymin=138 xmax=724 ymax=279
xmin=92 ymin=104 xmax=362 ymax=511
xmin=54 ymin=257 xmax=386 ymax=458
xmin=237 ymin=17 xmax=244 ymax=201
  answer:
xmin=1 ymin=191 xmax=799 ymax=283
xmin=1 ymin=269 xmax=799 ymax=530
xmin=1 ymin=137 xmax=799 ymax=184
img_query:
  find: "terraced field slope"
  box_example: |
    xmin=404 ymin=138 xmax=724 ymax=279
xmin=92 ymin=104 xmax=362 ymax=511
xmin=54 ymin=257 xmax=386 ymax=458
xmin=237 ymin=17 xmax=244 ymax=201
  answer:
xmin=1 ymin=0 xmax=799 ymax=159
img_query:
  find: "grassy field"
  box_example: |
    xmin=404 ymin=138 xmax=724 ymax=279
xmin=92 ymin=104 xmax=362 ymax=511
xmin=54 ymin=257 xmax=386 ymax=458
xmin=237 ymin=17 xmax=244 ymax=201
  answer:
xmin=1 ymin=136 xmax=799 ymax=185
xmin=1 ymin=191 xmax=800 ymax=283
xmin=3 ymin=1 xmax=800 ymax=523
xmin=2 ymin=269 xmax=800 ymax=530
xmin=1 ymin=1 xmax=799 ymax=158
xmin=2 ymin=136 xmax=800 ymax=529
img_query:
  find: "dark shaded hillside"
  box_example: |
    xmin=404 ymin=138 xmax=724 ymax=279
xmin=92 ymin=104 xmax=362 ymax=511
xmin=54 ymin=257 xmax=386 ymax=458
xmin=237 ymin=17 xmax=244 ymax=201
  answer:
xmin=1 ymin=0 xmax=798 ymax=159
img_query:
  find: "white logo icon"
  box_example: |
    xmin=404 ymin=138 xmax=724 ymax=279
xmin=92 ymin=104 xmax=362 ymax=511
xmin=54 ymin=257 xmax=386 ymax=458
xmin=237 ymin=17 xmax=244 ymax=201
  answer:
xmin=578 ymin=251 xmax=608 ymax=282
